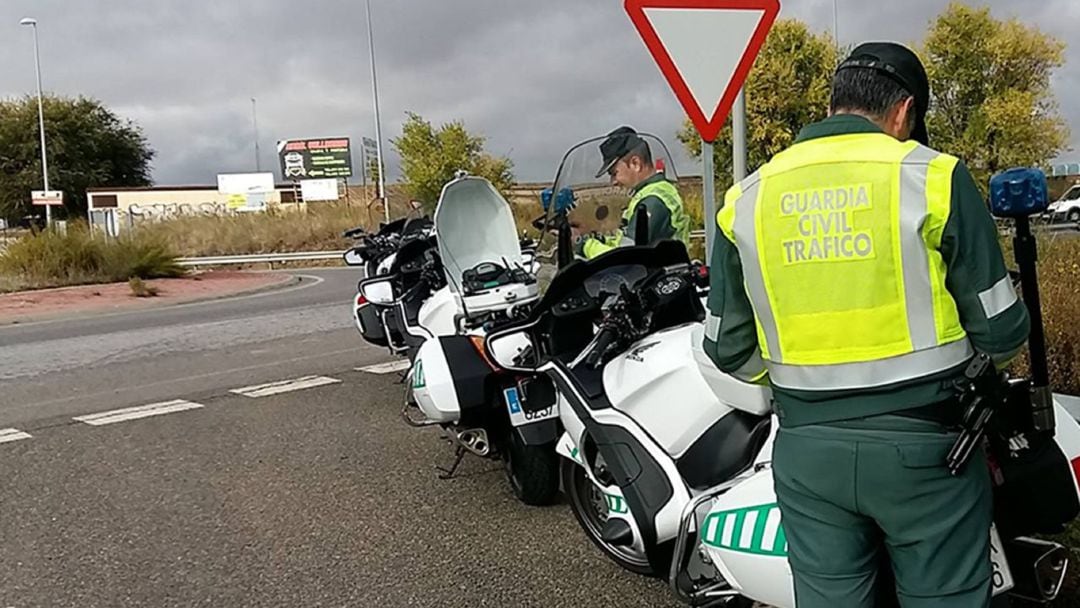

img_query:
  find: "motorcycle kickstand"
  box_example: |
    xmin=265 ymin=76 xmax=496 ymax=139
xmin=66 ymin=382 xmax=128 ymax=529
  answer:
xmin=436 ymin=446 xmax=467 ymax=480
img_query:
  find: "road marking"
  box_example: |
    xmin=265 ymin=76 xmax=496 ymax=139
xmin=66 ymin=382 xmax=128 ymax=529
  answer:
xmin=0 ymin=428 xmax=32 ymax=444
xmin=74 ymin=399 xmax=204 ymax=426
xmin=230 ymin=375 xmax=341 ymax=398
xmin=356 ymin=360 xmax=411 ymax=374
xmin=6 ymin=346 xmax=365 ymax=415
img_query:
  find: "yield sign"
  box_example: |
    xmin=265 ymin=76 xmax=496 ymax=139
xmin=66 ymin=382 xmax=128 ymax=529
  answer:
xmin=626 ymin=0 xmax=780 ymax=143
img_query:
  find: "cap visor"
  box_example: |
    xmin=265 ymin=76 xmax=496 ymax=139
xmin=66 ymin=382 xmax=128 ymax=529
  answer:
xmin=595 ymin=157 xmax=618 ymax=180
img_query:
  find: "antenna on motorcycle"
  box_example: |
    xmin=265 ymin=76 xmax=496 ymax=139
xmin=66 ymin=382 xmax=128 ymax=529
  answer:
xmin=557 ymin=215 xmax=573 ymax=268
xmin=634 ymin=206 xmax=649 ymax=246
xmin=989 ymin=167 xmax=1053 ymax=432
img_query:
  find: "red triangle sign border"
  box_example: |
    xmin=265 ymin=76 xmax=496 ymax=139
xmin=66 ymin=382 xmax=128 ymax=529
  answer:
xmin=625 ymin=0 xmax=781 ymax=143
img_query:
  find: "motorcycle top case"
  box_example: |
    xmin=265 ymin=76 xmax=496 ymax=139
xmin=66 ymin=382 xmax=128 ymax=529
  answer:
xmin=412 ymin=335 xmax=491 ymax=424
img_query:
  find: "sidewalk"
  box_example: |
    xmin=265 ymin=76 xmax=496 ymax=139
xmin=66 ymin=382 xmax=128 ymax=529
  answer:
xmin=0 ymin=271 xmax=296 ymax=325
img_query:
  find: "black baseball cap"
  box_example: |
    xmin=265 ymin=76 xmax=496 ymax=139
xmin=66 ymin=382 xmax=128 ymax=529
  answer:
xmin=836 ymin=42 xmax=930 ymax=146
xmin=596 ymin=126 xmax=647 ymax=178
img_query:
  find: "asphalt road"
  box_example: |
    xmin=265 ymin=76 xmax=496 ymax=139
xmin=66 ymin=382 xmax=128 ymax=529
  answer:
xmin=0 ymin=268 xmax=681 ymax=607
xmin=0 ymin=268 xmax=383 ymax=427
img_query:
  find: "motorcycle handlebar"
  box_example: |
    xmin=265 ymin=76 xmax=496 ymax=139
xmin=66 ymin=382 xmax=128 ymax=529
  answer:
xmin=583 ymin=324 xmax=619 ymax=369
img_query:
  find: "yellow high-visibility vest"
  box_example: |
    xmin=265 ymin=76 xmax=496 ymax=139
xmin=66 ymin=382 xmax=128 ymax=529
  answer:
xmin=717 ymin=132 xmax=972 ymax=391
xmin=583 ymin=179 xmax=689 ymax=259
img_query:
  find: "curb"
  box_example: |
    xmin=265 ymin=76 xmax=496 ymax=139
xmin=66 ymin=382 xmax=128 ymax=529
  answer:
xmin=0 ymin=272 xmax=300 ymax=327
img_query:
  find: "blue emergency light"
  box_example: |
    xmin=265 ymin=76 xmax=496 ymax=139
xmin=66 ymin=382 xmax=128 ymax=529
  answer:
xmin=989 ymin=167 xmax=1049 ymax=218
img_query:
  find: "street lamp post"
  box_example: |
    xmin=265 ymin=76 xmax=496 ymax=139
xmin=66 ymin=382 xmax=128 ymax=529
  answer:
xmin=21 ymin=17 xmax=52 ymax=227
xmin=832 ymin=0 xmax=840 ymax=46
xmin=365 ymin=0 xmax=388 ymax=223
xmin=251 ymin=97 xmax=261 ymax=172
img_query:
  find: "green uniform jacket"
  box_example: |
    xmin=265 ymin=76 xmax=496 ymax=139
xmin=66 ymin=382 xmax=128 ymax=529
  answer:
xmin=703 ymin=114 xmax=1031 ymax=427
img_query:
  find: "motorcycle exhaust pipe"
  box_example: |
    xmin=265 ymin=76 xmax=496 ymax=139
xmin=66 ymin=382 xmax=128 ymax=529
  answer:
xmin=1004 ymin=537 xmax=1069 ymax=603
xmin=454 ymin=428 xmax=490 ymax=457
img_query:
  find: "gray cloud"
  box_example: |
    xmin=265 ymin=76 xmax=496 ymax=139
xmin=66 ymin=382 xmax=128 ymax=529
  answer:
xmin=1 ymin=0 xmax=1077 ymax=186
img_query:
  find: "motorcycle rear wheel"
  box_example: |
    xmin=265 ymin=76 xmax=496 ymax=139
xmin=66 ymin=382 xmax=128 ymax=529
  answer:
xmin=503 ymin=432 xmax=559 ymax=506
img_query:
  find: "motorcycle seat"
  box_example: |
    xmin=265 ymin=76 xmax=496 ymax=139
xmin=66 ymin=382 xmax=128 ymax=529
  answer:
xmin=676 ymin=410 xmax=771 ymax=491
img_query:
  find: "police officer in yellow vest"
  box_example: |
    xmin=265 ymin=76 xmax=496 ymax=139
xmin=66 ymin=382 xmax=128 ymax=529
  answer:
xmin=577 ymin=126 xmax=691 ymax=258
xmin=703 ymin=42 xmax=1030 ymax=607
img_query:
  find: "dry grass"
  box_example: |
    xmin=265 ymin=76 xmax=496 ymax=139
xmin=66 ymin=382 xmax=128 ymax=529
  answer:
xmin=1006 ymin=235 xmax=1080 ymax=395
xmin=133 ymin=197 xmax=426 ymax=258
xmin=128 ymin=276 xmax=159 ymax=298
xmin=0 ymin=222 xmax=184 ymax=292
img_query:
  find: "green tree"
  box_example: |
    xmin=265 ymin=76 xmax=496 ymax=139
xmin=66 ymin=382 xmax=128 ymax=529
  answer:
xmin=0 ymin=95 xmax=154 ymax=221
xmin=922 ymin=2 xmax=1069 ymax=192
xmin=391 ymin=112 xmax=514 ymax=209
xmin=678 ymin=19 xmax=838 ymax=192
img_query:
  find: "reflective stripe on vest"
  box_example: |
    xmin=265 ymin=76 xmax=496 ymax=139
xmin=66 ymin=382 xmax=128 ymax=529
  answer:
xmin=717 ymin=133 xmax=971 ymax=392
xmin=626 ymin=179 xmax=691 ymax=245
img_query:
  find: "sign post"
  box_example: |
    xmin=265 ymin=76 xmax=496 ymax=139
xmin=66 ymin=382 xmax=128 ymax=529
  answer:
xmin=625 ymin=0 xmax=779 ymax=254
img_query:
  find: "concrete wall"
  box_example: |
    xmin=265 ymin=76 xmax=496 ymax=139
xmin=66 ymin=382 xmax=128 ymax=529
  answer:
xmin=87 ymin=188 xmax=288 ymax=219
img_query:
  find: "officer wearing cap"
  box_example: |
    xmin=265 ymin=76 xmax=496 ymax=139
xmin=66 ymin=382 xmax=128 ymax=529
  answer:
xmin=703 ymin=42 xmax=1030 ymax=606
xmin=576 ymin=126 xmax=691 ymax=258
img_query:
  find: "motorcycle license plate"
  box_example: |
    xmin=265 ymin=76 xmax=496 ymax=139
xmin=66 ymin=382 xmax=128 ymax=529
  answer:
xmin=989 ymin=524 xmax=1014 ymax=596
xmin=503 ymin=387 xmax=557 ymax=427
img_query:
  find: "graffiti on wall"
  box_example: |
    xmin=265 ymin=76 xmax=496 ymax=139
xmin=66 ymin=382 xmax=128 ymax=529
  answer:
xmin=122 ymin=201 xmax=231 ymax=221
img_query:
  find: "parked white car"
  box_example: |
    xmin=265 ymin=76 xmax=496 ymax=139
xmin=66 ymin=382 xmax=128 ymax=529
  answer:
xmin=1047 ymin=184 xmax=1080 ymax=223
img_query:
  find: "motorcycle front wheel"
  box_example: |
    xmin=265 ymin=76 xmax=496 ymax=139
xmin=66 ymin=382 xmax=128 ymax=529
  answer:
xmin=561 ymin=458 xmax=654 ymax=576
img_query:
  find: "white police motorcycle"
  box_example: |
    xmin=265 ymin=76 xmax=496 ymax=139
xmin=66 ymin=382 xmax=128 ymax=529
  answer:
xmin=391 ymin=173 xmax=560 ymax=505
xmin=484 ymin=137 xmax=1080 ymax=607
xmin=345 ymin=213 xmax=438 ymax=352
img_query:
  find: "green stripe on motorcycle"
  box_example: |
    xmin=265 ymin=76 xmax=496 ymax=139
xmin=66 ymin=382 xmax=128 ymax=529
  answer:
xmin=702 ymin=503 xmax=787 ymax=557
xmin=412 ymin=360 xmax=425 ymax=389
xmin=605 ymin=494 xmax=628 ymax=514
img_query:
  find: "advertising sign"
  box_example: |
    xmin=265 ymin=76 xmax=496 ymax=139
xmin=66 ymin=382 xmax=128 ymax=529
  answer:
xmin=217 ymin=173 xmax=275 ymax=195
xmin=277 ymin=138 xmax=353 ymax=179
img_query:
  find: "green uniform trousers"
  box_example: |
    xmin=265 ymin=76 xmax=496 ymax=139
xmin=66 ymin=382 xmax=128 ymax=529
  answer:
xmin=772 ymin=414 xmax=993 ymax=607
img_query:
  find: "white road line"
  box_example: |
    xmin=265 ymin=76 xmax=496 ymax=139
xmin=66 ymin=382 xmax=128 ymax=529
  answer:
xmin=74 ymin=399 xmax=204 ymax=426
xmin=0 ymin=428 xmax=32 ymax=444
xmin=356 ymin=360 xmax=411 ymax=374
xmin=229 ymin=375 xmax=341 ymax=398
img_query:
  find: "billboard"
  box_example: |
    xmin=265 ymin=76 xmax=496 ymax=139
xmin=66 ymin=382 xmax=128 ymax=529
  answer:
xmin=217 ymin=173 xmax=274 ymax=195
xmin=276 ymin=138 xmax=353 ymax=180
xmin=300 ymin=179 xmax=339 ymax=202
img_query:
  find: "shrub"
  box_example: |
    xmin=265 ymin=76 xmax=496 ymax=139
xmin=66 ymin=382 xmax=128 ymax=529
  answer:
xmin=0 ymin=222 xmax=184 ymax=291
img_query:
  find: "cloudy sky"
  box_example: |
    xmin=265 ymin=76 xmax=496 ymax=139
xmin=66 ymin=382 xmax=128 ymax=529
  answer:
xmin=1 ymin=0 xmax=1078 ymax=185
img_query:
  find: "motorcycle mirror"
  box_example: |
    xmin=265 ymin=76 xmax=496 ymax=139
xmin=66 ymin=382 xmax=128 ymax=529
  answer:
xmin=359 ymin=277 xmax=396 ymax=305
xmin=484 ymin=328 xmax=537 ymax=373
xmin=343 ymin=249 xmax=366 ymax=267
xmin=595 ymin=205 xmax=610 ymax=221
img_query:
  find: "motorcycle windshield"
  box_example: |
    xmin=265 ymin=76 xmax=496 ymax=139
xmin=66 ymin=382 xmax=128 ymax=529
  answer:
xmin=536 ymin=132 xmax=680 ymax=273
xmin=434 ymin=176 xmax=525 ymax=293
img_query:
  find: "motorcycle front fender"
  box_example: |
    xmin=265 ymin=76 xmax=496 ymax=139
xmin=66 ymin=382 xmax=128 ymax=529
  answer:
xmin=514 ymin=419 xmax=559 ymax=446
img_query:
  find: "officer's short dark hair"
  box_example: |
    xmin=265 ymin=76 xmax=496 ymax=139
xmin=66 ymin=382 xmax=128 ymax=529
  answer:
xmin=625 ymin=141 xmax=653 ymax=167
xmin=830 ymin=67 xmax=915 ymax=129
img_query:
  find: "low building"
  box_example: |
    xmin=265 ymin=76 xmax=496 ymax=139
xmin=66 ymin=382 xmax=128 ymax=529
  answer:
xmin=85 ymin=183 xmax=342 ymax=235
